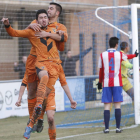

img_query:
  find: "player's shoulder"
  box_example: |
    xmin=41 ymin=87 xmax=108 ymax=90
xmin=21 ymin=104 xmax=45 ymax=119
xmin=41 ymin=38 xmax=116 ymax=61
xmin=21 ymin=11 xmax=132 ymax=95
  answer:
xmin=25 ymin=28 xmax=35 ymax=35
xmin=56 ymin=22 xmax=66 ymax=29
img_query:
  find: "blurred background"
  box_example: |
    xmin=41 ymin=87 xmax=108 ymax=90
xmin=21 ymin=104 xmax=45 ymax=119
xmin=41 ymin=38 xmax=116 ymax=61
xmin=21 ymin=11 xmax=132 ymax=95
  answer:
xmin=0 ymin=0 xmax=139 ymax=80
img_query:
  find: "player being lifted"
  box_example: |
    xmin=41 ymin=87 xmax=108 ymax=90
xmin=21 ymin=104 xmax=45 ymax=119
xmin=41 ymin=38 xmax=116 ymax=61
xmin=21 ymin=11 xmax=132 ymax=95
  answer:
xmin=97 ymin=37 xmax=138 ymax=133
xmin=15 ymin=66 xmax=77 ymax=139
xmin=1 ymin=9 xmax=73 ymax=139
xmin=15 ymin=2 xmax=70 ymax=138
xmin=24 ymin=3 xmax=68 ymax=134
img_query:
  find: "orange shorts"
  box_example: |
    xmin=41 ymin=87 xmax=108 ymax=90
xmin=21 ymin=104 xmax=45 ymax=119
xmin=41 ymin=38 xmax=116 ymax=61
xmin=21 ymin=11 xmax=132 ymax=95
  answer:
xmin=26 ymin=54 xmax=38 ymax=83
xmin=35 ymin=61 xmax=60 ymax=90
xmin=46 ymin=92 xmax=56 ymax=111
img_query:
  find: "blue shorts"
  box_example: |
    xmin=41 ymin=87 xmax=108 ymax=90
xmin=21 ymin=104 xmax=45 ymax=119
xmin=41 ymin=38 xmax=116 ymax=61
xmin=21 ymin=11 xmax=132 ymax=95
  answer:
xmin=101 ymin=86 xmax=123 ymax=103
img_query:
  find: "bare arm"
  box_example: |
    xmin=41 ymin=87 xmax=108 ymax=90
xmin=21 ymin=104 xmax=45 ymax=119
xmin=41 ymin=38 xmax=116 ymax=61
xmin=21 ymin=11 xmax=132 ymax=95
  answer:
xmin=59 ymin=65 xmax=77 ymax=109
xmin=35 ymin=31 xmax=61 ymax=41
xmin=62 ymin=85 xmax=77 ymax=109
xmin=15 ymin=85 xmax=26 ymax=107
xmin=15 ymin=73 xmax=27 ymax=107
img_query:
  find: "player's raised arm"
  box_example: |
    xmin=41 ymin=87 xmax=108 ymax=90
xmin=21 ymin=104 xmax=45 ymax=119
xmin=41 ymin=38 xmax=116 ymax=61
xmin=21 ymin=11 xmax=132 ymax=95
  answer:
xmin=15 ymin=73 xmax=27 ymax=107
xmin=1 ymin=17 xmax=31 ymax=38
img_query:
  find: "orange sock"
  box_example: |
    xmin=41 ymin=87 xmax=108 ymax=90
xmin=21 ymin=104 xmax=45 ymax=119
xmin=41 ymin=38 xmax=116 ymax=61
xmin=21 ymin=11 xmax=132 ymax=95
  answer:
xmin=28 ymin=76 xmax=48 ymax=128
xmin=39 ymin=97 xmax=47 ymax=120
xmin=28 ymin=97 xmax=37 ymax=119
xmin=48 ymin=128 xmax=56 ymax=140
xmin=28 ymin=103 xmax=42 ymax=128
xmin=36 ymin=75 xmax=48 ymax=106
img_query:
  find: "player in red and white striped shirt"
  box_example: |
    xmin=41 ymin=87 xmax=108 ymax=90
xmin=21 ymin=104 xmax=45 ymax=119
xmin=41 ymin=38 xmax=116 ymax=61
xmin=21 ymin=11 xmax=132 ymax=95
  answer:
xmin=97 ymin=37 xmax=138 ymax=133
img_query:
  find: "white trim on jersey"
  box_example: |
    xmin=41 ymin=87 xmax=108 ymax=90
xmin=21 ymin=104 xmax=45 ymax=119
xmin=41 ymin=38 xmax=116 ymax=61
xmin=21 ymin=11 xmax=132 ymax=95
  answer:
xmin=98 ymin=49 xmax=128 ymax=87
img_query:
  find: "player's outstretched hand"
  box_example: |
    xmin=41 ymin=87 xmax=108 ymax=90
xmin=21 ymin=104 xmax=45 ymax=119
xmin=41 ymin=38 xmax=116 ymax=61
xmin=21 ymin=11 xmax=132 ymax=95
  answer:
xmin=28 ymin=23 xmax=41 ymax=31
xmin=1 ymin=18 xmax=9 ymax=25
xmin=70 ymin=100 xmax=77 ymax=109
xmin=15 ymin=99 xmax=21 ymax=107
xmin=97 ymin=82 xmax=102 ymax=90
xmin=135 ymin=50 xmax=139 ymax=57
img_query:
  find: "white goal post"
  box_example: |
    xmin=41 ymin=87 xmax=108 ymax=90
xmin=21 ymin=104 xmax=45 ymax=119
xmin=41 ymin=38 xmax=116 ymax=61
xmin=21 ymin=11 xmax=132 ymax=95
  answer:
xmin=95 ymin=4 xmax=140 ymax=125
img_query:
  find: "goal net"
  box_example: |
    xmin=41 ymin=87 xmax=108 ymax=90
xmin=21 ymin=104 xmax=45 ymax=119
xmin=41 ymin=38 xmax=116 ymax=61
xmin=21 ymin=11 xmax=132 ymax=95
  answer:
xmin=56 ymin=4 xmax=140 ymax=128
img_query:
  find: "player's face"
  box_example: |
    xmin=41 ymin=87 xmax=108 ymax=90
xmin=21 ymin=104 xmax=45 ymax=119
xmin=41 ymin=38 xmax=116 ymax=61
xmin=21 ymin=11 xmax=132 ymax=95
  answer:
xmin=22 ymin=56 xmax=27 ymax=64
xmin=37 ymin=13 xmax=49 ymax=28
xmin=67 ymin=51 xmax=72 ymax=58
xmin=47 ymin=5 xmax=59 ymax=18
xmin=126 ymin=46 xmax=130 ymax=53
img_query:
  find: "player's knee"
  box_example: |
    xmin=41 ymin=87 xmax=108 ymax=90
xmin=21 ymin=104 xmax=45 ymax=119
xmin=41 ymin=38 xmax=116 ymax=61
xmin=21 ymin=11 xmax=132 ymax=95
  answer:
xmin=28 ymin=84 xmax=37 ymax=99
xmin=40 ymin=75 xmax=49 ymax=86
xmin=45 ymin=87 xmax=51 ymax=97
xmin=48 ymin=116 xmax=54 ymax=126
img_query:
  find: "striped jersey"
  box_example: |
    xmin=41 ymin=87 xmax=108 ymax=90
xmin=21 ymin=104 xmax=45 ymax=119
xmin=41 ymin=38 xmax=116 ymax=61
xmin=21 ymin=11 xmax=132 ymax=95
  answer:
xmin=98 ymin=49 xmax=128 ymax=87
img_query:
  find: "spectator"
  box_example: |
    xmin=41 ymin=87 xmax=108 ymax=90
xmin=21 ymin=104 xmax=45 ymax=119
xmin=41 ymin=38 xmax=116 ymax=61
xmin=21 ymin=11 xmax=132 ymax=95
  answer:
xmin=14 ymin=55 xmax=27 ymax=79
xmin=61 ymin=47 xmax=92 ymax=76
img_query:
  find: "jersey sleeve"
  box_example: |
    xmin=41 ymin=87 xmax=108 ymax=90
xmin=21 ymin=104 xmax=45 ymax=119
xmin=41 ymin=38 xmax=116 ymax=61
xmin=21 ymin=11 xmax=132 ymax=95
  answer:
xmin=56 ymin=41 xmax=65 ymax=51
xmin=21 ymin=73 xmax=27 ymax=87
xmin=57 ymin=24 xmax=68 ymax=42
xmin=127 ymin=54 xmax=136 ymax=59
xmin=122 ymin=53 xmax=128 ymax=61
xmin=122 ymin=52 xmax=136 ymax=61
xmin=5 ymin=26 xmax=31 ymax=38
xmin=121 ymin=60 xmax=133 ymax=69
xmin=98 ymin=54 xmax=102 ymax=68
xmin=59 ymin=65 xmax=67 ymax=86
xmin=98 ymin=54 xmax=104 ymax=83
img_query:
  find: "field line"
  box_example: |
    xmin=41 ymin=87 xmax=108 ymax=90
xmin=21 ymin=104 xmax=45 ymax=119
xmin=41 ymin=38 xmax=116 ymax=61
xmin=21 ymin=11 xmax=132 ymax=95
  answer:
xmin=56 ymin=124 xmax=138 ymax=140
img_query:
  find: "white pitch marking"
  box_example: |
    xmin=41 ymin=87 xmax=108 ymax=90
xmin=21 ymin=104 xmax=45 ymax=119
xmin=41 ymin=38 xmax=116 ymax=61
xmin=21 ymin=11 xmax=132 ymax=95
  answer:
xmin=56 ymin=125 xmax=138 ymax=140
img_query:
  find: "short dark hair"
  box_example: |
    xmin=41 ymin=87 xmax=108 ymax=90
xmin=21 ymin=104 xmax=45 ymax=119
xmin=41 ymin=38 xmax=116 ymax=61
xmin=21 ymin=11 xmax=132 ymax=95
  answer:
xmin=109 ymin=37 xmax=119 ymax=48
xmin=36 ymin=9 xmax=48 ymax=20
xmin=50 ymin=2 xmax=62 ymax=16
xmin=120 ymin=42 xmax=128 ymax=51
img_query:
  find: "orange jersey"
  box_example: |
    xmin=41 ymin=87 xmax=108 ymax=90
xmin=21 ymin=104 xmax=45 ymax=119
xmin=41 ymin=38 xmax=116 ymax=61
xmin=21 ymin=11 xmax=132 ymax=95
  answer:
xmin=30 ymin=20 xmax=68 ymax=52
xmin=30 ymin=47 xmax=36 ymax=56
xmin=6 ymin=26 xmax=61 ymax=63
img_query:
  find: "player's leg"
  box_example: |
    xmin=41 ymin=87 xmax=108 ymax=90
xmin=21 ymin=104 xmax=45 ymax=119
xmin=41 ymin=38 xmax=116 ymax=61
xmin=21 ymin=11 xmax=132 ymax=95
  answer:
xmin=113 ymin=86 xmax=123 ymax=133
xmin=28 ymin=80 xmax=38 ymax=120
xmin=104 ymin=103 xmax=111 ymax=133
xmin=47 ymin=110 xmax=56 ymax=140
xmin=46 ymin=92 xmax=56 ymax=140
xmin=122 ymin=77 xmax=133 ymax=100
xmin=114 ymin=102 xmax=122 ymax=133
xmin=28 ymin=69 xmax=49 ymax=126
xmin=36 ymin=79 xmax=55 ymax=133
xmin=125 ymin=88 xmax=134 ymax=101
xmin=26 ymin=55 xmax=38 ymax=121
xmin=24 ymin=66 xmax=49 ymax=139
xmin=102 ymin=87 xmax=112 ymax=133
